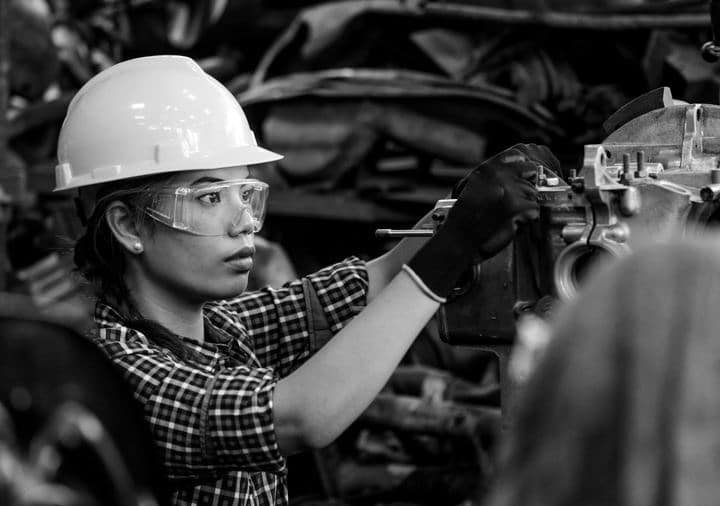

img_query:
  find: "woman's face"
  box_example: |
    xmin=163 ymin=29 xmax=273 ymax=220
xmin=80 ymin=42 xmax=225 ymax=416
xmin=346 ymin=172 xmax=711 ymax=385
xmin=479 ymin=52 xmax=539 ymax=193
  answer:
xmin=136 ymin=166 xmax=259 ymax=304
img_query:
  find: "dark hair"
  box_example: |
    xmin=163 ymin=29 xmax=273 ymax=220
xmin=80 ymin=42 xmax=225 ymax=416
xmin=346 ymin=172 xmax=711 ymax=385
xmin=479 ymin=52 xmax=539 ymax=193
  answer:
xmin=486 ymin=238 xmax=720 ymax=506
xmin=73 ymin=175 xmax=198 ymax=361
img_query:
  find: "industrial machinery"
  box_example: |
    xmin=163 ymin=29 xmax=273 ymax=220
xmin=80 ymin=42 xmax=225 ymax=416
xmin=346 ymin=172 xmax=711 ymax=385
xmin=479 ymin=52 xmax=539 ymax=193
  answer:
xmin=379 ymin=93 xmax=720 ymax=347
xmin=0 ymin=316 xmax=169 ymax=506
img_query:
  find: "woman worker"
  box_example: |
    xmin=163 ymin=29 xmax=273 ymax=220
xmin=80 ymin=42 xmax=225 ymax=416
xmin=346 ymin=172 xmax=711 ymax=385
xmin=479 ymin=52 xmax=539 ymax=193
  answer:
xmin=53 ymin=55 xmax=558 ymax=505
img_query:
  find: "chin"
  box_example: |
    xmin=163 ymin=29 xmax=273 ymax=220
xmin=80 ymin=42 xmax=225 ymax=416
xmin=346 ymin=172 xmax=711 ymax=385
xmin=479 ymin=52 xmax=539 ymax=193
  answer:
xmin=193 ymin=269 xmax=250 ymax=301
xmin=215 ymin=278 xmax=249 ymax=300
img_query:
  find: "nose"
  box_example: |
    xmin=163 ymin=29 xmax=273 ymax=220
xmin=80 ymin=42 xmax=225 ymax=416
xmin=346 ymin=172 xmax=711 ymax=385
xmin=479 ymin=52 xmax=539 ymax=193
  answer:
xmin=228 ymin=206 xmax=255 ymax=237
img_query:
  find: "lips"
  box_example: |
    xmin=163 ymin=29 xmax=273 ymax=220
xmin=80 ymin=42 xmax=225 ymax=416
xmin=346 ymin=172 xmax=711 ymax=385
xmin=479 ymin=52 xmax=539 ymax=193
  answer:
xmin=225 ymin=246 xmax=255 ymax=262
xmin=225 ymin=246 xmax=255 ymax=271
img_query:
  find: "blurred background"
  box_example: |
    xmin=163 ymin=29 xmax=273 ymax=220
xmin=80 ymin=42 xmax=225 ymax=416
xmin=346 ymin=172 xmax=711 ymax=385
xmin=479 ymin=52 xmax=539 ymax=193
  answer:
xmin=0 ymin=1 xmax=719 ymax=505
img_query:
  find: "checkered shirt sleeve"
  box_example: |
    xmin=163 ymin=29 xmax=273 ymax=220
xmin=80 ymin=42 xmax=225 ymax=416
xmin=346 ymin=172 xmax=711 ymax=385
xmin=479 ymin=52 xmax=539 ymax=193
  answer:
xmin=209 ymin=257 xmax=368 ymax=377
xmin=92 ymin=324 xmax=285 ymax=479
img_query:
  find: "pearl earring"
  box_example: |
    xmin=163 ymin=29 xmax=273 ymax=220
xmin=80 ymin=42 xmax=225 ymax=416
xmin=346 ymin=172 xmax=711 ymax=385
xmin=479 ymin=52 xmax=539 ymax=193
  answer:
xmin=133 ymin=241 xmax=143 ymax=253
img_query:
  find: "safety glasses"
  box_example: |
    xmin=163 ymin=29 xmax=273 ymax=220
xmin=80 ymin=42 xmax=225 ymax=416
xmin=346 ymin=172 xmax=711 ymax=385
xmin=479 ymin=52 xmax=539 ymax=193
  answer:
xmin=145 ymin=179 xmax=269 ymax=236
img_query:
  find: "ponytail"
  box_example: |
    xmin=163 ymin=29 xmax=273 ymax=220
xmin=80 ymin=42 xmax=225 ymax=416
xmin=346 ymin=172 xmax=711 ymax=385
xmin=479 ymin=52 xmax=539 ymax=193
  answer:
xmin=74 ymin=178 xmax=200 ymax=362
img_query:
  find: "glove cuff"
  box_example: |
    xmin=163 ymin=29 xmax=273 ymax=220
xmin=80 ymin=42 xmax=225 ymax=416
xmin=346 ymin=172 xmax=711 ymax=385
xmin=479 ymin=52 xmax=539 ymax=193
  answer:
xmin=401 ymin=265 xmax=447 ymax=303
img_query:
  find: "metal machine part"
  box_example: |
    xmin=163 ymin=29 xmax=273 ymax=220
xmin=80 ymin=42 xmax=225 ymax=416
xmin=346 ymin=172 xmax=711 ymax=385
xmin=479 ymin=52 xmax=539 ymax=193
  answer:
xmin=377 ymin=102 xmax=720 ymax=345
xmin=0 ymin=317 xmax=168 ymax=506
xmin=0 ymin=402 xmax=155 ymax=506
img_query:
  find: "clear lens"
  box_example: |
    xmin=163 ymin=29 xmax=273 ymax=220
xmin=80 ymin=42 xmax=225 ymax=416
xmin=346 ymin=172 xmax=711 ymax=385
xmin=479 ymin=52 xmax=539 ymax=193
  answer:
xmin=145 ymin=179 xmax=269 ymax=236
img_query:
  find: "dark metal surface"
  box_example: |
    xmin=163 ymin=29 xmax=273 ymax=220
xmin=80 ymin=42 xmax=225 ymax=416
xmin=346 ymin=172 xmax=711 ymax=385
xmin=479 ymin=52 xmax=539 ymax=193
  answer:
xmin=0 ymin=0 xmax=8 ymax=292
xmin=0 ymin=317 xmax=170 ymax=506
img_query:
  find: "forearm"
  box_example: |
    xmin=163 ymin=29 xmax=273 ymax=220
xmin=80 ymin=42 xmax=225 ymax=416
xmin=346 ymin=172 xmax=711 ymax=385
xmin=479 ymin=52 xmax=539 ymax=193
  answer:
xmin=273 ymin=269 xmax=439 ymax=454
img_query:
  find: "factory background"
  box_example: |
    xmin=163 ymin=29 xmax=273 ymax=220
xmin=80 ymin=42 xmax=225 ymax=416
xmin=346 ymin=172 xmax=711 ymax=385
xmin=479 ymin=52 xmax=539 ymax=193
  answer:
xmin=0 ymin=2 xmax=718 ymax=505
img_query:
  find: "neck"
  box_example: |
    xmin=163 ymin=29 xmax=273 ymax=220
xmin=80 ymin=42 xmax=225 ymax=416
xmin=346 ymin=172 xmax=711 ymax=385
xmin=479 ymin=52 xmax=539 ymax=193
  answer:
xmin=125 ymin=273 xmax=206 ymax=344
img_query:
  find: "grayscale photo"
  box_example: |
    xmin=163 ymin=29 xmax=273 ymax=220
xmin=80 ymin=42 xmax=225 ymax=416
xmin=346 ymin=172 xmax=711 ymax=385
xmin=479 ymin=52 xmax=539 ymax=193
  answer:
xmin=0 ymin=1 xmax=718 ymax=505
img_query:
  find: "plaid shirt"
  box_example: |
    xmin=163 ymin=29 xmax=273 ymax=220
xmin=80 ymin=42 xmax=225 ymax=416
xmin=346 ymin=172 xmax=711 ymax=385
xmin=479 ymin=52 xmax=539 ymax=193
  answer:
xmin=90 ymin=257 xmax=368 ymax=505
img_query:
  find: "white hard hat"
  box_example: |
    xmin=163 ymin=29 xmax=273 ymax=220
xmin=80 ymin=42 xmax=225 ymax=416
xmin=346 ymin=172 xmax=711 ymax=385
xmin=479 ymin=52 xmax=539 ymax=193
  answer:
xmin=54 ymin=55 xmax=282 ymax=191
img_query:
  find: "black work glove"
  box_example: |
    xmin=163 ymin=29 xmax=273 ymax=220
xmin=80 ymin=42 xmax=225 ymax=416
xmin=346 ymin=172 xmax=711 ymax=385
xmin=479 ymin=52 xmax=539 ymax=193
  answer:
xmin=455 ymin=143 xmax=560 ymax=260
xmin=407 ymin=144 xmax=559 ymax=300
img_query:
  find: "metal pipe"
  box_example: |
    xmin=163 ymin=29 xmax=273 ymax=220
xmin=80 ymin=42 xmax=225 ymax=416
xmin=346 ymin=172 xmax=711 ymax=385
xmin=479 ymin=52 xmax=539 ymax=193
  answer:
xmin=375 ymin=229 xmax=434 ymax=238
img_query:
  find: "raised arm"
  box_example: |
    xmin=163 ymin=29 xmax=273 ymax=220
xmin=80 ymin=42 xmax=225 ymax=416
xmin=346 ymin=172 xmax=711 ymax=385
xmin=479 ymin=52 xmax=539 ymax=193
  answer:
xmin=273 ymin=144 xmax=559 ymax=454
xmin=366 ymin=143 xmax=560 ymax=302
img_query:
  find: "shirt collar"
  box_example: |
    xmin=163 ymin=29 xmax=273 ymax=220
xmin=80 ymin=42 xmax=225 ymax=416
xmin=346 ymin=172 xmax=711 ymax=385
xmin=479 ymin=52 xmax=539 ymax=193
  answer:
xmin=95 ymin=300 xmax=232 ymax=345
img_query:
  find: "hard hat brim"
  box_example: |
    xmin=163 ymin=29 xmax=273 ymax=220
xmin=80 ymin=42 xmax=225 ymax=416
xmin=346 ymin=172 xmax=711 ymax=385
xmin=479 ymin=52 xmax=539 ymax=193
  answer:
xmin=54 ymin=145 xmax=283 ymax=192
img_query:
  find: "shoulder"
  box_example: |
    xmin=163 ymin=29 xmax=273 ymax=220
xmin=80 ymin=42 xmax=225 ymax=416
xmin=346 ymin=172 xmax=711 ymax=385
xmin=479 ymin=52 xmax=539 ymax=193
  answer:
xmin=305 ymin=257 xmax=369 ymax=303
xmin=307 ymin=256 xmax=368 ymax=284
xmin=206 ymin=257 xmax=368 ymax=321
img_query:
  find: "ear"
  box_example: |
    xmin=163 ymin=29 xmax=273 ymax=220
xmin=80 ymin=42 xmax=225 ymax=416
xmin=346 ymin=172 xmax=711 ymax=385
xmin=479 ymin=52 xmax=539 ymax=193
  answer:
xmin=105 ymin=201 xmax=144 ymax=254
